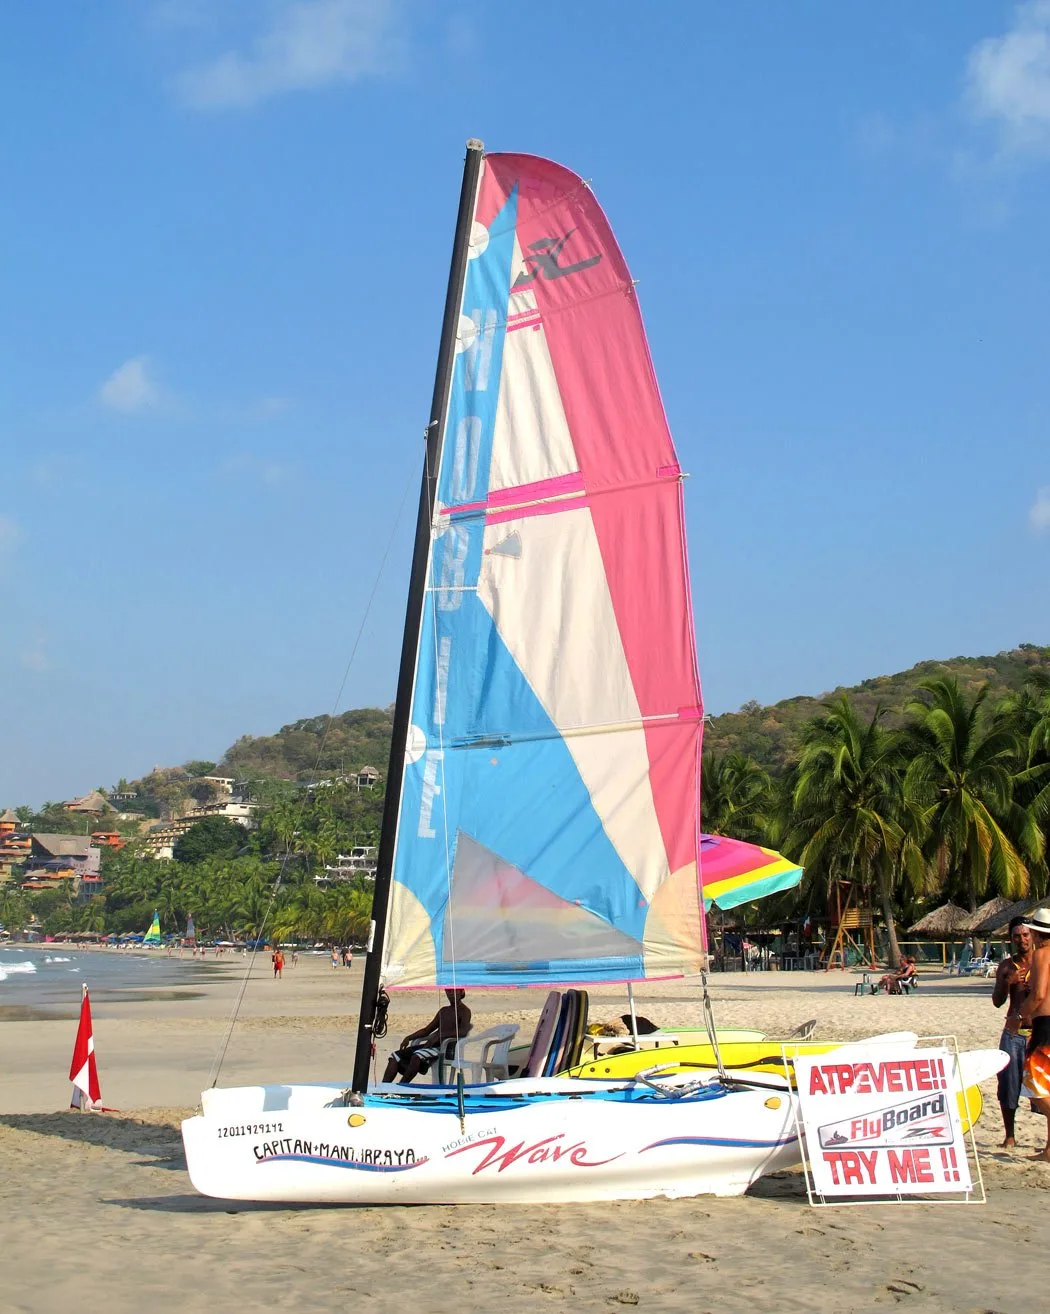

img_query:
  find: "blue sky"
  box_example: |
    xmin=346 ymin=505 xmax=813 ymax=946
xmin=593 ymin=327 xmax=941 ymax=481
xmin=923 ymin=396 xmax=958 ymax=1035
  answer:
xmin=2 ymin=1 xmax=1049 ymax=805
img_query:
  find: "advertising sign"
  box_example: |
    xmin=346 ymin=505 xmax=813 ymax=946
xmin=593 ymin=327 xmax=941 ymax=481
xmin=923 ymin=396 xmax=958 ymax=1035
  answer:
xmin=793 ymin=1046 xmax=972 ymax=1199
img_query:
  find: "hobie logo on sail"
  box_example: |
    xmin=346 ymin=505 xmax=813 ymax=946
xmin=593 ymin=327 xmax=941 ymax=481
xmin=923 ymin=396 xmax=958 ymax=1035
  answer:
xmin=512 ymin=230 xmax=601 ymax=288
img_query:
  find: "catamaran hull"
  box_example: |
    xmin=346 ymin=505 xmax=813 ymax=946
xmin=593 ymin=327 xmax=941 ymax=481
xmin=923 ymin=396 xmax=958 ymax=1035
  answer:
xmin=182 ymin=1082 xmax=800 ymax=1204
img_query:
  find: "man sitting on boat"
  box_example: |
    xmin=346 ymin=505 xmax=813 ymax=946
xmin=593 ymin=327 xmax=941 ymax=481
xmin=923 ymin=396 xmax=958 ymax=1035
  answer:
xmin=382 ymin=988 xmax=472 ymax=1084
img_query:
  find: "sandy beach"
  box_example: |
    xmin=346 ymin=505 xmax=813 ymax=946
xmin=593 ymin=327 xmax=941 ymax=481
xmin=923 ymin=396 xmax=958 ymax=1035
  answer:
xmin=2 ymin=952 xmax=1047 ymax=1314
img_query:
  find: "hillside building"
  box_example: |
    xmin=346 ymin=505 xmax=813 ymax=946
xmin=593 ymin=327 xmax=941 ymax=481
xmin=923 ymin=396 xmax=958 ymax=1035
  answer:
xmin=140 ymin=798 xmax=258 ymax=860
xmin=317 ymin=845 xmax=378 ymax=884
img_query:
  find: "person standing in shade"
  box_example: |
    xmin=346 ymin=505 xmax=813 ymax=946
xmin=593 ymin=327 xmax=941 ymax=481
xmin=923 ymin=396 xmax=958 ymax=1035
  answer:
xmin=992 ymin=916 xmax=1033 ymax=1147
xmin=1019 ymin=907 xmax=1050 ymax=1161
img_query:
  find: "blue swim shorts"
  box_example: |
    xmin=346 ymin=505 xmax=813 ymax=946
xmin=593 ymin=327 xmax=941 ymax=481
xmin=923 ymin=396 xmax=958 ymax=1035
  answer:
xmin=997 ymin=1029 xmax=1028 ymax=1110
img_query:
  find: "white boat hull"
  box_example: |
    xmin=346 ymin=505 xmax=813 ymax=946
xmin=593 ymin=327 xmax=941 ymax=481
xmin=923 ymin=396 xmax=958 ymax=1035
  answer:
xmin=182 ymin=1079 xmax=800 ymax=1204
xmin=182 ymin=1044 xmax=1006 ymax=1204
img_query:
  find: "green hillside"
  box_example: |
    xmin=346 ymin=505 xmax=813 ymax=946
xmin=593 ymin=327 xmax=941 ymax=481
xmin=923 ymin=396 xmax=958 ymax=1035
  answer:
xmin=702 ymin=643 xmax=1050 ymax=771
xmin=219 ymin=706 xmax=395 ymax=782
xmin=213 ymin=644 xmax=1050 ymax=782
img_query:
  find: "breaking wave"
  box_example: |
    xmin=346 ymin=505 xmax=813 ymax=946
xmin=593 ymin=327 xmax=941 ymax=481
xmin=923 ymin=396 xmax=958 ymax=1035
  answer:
xmin=0 ymin=961 xmax=38 ymax=982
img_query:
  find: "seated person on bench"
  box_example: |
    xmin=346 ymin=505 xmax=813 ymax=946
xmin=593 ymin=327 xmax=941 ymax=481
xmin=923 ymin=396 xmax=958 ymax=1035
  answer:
xmin=382 ymin=988 xmax=472 ymax=1084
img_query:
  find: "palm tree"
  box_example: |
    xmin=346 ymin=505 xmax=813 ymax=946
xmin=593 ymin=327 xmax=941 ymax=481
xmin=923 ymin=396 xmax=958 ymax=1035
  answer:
xmin=904 ymin=677 xmax=1042 ymax=910
xmin=996 ymin=674 xmax=1050 ymax=883
xmin=784 ymin=695 xmax=922 ymax=968
xmin=701 ymin=750 xmax=773 ymax=844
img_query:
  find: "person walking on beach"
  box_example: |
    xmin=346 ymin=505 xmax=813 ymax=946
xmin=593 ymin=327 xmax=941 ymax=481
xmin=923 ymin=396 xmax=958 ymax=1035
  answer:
xmin=992 ymin=916 xmax=1033 ymax=1147
xmin=382 ymin=988 xmax=472 ymax=1084
xmin=1019 ymin=907 xmax=1050 ymax=1161
xmin=272 ymin=947 xmax=284 ymax=979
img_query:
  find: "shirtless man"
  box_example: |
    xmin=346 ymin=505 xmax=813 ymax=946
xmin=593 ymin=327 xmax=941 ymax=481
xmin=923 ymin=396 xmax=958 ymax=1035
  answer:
xmin=992 ymin=916 xmax=1033 ymax=1147
xmin=382 ymin=988 xmax=472 ymax=1084
xmin=1019 ymin=907 xmax=1050 ymax=1161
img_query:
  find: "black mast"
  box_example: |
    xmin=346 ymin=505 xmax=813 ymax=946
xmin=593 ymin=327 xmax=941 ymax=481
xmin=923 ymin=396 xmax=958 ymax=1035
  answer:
xmin=349 ymin=138 xmax=486 ymax=1096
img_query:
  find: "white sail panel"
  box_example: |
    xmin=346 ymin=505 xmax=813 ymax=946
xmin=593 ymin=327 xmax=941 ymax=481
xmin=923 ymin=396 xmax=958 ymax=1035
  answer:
xmin=477 ymin=505 xmax=669 ymax=902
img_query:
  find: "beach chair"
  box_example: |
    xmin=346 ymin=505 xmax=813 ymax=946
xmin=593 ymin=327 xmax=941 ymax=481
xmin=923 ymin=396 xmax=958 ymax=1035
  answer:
xmin=444 ymin=1024 xmax=520 ymax=1085
xmin=429 ymin=1036 xmax=462 ymax=1085
xmin=949 ymin=944 xmax=973 ymax=976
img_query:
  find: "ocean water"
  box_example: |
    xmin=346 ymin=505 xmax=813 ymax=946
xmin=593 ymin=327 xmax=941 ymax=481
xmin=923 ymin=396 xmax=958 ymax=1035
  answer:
xmin=0 ymin=945 xmax=224 ymax=1017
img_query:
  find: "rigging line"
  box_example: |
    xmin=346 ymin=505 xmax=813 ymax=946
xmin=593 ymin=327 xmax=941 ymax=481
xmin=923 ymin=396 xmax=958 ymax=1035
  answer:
xmin=204 ymin=461 xmax=417 ymax=1092
xmin=446 ymin=714 xmax=703 ymax=751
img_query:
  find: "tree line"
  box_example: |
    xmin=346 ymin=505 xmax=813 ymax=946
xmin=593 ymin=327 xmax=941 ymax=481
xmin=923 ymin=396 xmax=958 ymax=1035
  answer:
xmin=3 ymin=674 xmax=1048 ymax=966
xmin=704 ymin=675 xmax=1050 ymax=965
xmin=0 ymin=779 xmax=383 ymax=946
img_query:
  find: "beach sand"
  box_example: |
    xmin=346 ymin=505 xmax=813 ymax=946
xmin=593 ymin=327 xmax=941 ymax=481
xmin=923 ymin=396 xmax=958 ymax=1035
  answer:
xmin=1 ymin=954 xmax=1047 ymax=1313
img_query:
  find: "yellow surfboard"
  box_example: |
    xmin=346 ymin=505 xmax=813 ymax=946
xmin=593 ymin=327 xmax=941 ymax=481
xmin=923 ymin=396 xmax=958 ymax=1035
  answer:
xmin=561 ymin=1039 xmax=989 ymax=1133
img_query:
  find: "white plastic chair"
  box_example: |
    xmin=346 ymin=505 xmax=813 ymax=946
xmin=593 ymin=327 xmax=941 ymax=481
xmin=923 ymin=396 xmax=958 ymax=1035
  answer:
xmin=445 ymin=1024 xmax=520 ymax=1084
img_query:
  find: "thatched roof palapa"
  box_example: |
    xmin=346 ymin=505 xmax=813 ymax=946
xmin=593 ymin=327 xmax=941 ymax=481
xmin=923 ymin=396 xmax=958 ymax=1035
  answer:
xmin=972 ymin=897 xmax=1043 ymax=937
xmin=908 ymin=902 xmax=971 ymax=937
xmin=959 ymin=896 xmax=1014 ymax=934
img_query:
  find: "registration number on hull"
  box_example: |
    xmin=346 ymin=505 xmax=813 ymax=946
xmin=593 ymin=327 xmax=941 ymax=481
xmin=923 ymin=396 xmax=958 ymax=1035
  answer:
xmin=217 ymin=1123 xmax=284 ymax=1138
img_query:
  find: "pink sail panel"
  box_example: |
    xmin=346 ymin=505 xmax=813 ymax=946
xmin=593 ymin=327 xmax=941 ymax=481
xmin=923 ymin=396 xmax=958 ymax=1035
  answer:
xmin=479 ymin=154 xmax=703 ymax=880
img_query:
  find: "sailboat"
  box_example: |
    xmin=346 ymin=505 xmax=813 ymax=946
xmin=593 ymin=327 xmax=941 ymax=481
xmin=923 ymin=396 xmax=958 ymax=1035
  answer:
xmin=143 ymin=911 xmax=162 ymax=946
xmin=181 ymin=143 xmax=1003 ymax=1204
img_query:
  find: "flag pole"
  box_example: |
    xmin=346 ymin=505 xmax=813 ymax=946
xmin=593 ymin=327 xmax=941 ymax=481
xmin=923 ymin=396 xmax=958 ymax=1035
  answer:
xmin=69 ymin=981 xmax=103 ymax=1112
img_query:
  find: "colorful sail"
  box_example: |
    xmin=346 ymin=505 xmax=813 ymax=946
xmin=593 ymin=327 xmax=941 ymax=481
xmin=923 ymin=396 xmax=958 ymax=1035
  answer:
xmin=699 ymin=834 xmax=803 ymax=912
xmin=143 ymin=911 xmax=162 ymax=945
xmin=183 ymin=913 xmax=196 ymax=947
xmin=383 ymin=153 xmax=705 ymax=989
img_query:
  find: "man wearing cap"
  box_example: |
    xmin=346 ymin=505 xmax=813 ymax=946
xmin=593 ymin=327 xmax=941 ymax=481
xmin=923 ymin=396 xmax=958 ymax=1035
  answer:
xmin=992 ymin=916 xmax=1033 ymax=1147
xmin=1019 ymin=906 xmax=1050 ymax=1161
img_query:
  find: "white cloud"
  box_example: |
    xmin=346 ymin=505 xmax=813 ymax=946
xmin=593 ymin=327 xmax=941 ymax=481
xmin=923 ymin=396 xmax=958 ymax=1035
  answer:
xmin=967 ymin=1 xmax=1050 ymax=153
xmin=1030 ymin=486 xmax=1050 ymax=533
xmin=98 ymin=357 xmax=160 ymax=412
xmin=176 ymin=0 xmax=404 ymax=109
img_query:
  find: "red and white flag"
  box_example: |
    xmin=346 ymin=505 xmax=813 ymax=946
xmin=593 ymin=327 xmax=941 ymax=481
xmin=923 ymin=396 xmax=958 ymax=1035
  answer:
xmin=69 ymin=983 xmax=101 ymax=1110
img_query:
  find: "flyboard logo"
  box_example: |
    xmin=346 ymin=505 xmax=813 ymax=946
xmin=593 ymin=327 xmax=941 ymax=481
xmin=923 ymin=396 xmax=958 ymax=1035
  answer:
xmin=512 ymin=229 xmax=601 ymax=288
xmin=818 ymin=1092 xmax=953 ymax=1151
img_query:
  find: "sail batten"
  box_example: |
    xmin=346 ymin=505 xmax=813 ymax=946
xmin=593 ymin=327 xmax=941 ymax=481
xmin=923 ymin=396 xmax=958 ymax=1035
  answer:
xmin=382 ymin=153 xmax=706 ymax=990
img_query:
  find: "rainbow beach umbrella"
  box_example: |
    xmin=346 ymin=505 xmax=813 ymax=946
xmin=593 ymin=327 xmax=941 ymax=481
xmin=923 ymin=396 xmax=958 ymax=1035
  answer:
xmin=700 ymin=834 xmax=803 ymax=912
